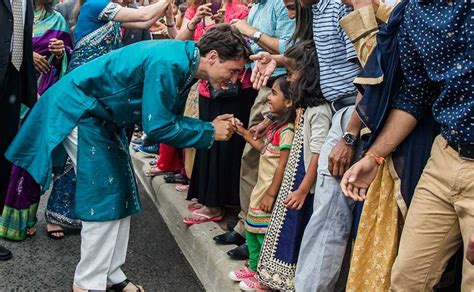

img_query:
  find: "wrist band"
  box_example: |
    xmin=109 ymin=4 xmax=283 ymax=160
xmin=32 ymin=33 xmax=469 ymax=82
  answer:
xmin=365 ymin=151 xmax=385 ymax=165
xmin=166 ymin=22 xmax=176 ymax=27
xmin=187 ymin=22 xmax=196 ymax=31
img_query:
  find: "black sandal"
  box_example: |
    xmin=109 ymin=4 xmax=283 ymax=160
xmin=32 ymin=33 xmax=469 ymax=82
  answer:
xmin=163 ymin=174 xmax=188 ymax=184
xmin=109 ymin=279 xmax=143 ymax=292
xmin=47 ymin=229 xmax=64 ymax=240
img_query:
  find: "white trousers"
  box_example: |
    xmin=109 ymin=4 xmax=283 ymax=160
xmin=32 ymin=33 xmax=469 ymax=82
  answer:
xmin=63 ymin=127 xmax=130 ymax=290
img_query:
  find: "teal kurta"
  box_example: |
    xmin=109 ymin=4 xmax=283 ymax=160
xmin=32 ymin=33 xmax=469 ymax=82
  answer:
xmin=6 ymin=40 xmax=214 ymax=221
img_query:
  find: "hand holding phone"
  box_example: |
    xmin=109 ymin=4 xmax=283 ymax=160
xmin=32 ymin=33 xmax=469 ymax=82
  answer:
xmin=210 ymin=0 xmax=222 ymax=14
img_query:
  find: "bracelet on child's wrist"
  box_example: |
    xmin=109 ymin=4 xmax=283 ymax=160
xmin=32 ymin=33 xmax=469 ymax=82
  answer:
xmin=187 ymin=22 xmax=196 ymax=31
xmin=166 ymin=22 xmax=176 ymax=27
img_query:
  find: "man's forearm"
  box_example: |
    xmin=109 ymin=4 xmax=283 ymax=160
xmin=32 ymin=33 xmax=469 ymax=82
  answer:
xmin=345 ymin=93 xmax=364 ymax=135
xmin=256 ymin=34 xmax=281 ymax=55
xmin=368 ymin=109 xmax=418 ymax=157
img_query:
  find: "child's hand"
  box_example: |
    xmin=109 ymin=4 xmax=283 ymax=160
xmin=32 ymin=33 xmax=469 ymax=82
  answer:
xmin=284 ymin=189 xmax=307 ymax=210
xmin=259 ymin=193 xmax=276 ymax=213
xmin=234 ymin=118 xmax=246 ymax=136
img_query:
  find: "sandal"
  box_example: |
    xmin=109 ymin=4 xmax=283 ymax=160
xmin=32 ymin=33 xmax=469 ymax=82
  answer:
xmin=109 ymin=279 xmax=144 ymax=292
xmin=187 ymin=199 xmax=203 ymax=211
xmin=183 ymin=210 xmax=223 ymax=225
xmin=176 ymin=184 xmax=189 ymax=192
xmin=47 ymin=230 xmax=65 ymax=240
xmin=145 ymin=166 xmax=174 ymax=177
xmin=164 ymin=174 xmax=188 ymax=184
xmin=148 ymin=160 xmax=156 ymax=166
xmin=26 ymin=227 xmax=36 ymax=237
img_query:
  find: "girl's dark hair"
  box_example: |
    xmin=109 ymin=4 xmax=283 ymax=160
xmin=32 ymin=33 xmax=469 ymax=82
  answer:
xmin=288 ymin=0 xmax=313 ymax=45
xmin=34 ymin=0 xmax=54 ymax=13
xmin=272 ymin=76 xmax=297 ymax=128
xmin=284 ymin=40 xmax=325 ymax=108
xmin=197 ymin=24 xmax=252 ymax=62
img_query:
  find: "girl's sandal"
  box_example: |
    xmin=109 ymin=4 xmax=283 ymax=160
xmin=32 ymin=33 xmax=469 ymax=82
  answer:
xmin=145 ymin=166 xmax=174 ymax=177
xmin=183 ymin=210 xmax=223 ymax=225
xmin=187 ymin=199 xmax=203 ymax=211
xmin=26 ymin=227 xmax=36 ymax=237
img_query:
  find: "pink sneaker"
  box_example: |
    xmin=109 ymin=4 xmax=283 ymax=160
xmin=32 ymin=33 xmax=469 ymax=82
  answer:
xmin=228 ymin=267 xmax=256 ymax=282
xmin=239 ymin=276 xmax=258 ymax=291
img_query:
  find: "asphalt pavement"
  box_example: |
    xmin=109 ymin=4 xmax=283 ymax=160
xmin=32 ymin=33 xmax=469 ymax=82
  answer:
xmin=0 ymin=182 xmax=204 ymax=291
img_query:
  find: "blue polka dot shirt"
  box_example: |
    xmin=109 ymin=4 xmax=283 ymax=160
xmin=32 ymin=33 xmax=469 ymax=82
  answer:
xmin=392 ymin=0 xmax=473 ymax=144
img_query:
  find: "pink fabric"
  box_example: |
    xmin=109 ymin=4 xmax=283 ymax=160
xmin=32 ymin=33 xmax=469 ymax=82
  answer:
xmin=184 ymin=1 xmax=251 ymax=97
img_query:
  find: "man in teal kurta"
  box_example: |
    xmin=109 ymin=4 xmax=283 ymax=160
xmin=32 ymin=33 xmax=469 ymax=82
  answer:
xmin=6 ymin=24 xmax=251 ymax=291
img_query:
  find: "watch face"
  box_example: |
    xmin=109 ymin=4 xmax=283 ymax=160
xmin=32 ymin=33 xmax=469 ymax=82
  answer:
xmin=343 ymin=133 xmax=356 ymax=146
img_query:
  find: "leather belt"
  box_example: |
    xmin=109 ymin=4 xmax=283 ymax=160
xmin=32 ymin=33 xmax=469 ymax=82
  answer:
xmin=330 ymin=95 xmax=357 ymax=114
xmin=448 ymin=141 xmax=474 ymax=160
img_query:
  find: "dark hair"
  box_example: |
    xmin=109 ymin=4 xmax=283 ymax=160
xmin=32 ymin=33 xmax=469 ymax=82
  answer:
xmin=197 ymin=24 xmax=252 ymax=62
xmin=34 ymin=0 xmax=54 ymax=13
xmin=288 ymin=0 xmax=313 ymax=45
xmin=284 ymin=40 xmax=325 ymax=108
xmin=272 ymin=76 xmax=297 ymax=128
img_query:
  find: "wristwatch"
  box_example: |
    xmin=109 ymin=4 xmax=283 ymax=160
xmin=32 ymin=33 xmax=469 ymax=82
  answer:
xmin=342 ymin=132 xmax=358 ymax=147
xmin=252 ymin=31 xmax=263 ymax=43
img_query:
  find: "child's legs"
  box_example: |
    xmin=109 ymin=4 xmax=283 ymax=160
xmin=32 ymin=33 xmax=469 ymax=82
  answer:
xmin=246 ymin=231 xmax=265 ymax=271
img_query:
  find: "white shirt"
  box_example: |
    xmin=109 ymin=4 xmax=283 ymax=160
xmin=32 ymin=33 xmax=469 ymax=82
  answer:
xmin=9 ymin=0 xmax=27 ymax=52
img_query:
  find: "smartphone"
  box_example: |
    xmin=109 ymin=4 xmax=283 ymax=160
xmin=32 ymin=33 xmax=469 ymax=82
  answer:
xmin=210 ymin=0 xmax=222 ymax=15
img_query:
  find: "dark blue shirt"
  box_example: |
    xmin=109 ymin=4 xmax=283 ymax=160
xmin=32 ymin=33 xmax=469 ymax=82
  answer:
xmin=392 ymin=0 xmax=474 ymax=144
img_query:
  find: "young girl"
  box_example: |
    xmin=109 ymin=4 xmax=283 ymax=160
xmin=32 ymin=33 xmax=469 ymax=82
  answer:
xmin=256 ymin=41 xmax=331 ymax=291
xmin=229 ymin=76 xmax=296 ymax=291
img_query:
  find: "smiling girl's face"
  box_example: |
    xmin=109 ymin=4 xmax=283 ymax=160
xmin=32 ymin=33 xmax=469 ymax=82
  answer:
xmin=267 ymin=80 xmax=293 ymax=117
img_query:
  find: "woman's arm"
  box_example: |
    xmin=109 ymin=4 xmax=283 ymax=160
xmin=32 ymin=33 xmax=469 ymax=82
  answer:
xmin=175 ymin=3 xmax=212 ymax=40
xmin=115 ymin=0 xmax=170 ymax=29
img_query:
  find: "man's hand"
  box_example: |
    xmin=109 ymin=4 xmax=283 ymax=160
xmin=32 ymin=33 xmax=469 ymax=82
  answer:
xmin=467 ymin=234 xmax=474 ymax=265
xmin=341 ymin=155 xmax=378 ymax=201
xmin=249 ymin=52 xmax=276 ymax=89
xmin=212 ymin=114 xmax=235 ymax=141
xmin=284 ymin=188 xmax=307 ymax=210
xmin=33 ymin=52 xmax=50 ymax=73
xmin=260 ymin=193 xmax=276 ymax=213
xmin=328 ymin=138 xmax=355 ymax=178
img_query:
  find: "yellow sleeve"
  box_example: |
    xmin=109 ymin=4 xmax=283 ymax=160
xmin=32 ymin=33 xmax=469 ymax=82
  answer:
xmin=278 ymin=124 xmax=294 ymax=150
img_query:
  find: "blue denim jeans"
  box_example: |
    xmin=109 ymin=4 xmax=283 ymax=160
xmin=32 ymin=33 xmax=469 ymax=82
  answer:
xmin=295 ymin=106 xmax=355 ymax=292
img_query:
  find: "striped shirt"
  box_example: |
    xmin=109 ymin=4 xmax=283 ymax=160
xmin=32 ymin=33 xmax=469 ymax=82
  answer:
xmin=247 ymin=0 xmax=295 ymax=77
xmin=312 ymin=0 xmax=360 ymax=102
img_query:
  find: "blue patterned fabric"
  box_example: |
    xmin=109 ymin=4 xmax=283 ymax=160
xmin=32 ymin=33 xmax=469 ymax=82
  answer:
xmin=257 ymin=111 xmax=314 ymax=291
xmin=392 ymin=0 xmax=473 ymax=144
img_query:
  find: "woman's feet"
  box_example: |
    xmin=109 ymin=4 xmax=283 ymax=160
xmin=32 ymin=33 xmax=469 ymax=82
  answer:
xmin=187 ymin=198 xmax=203 ymax=211
xmin=46 ymin=224 xmax=64 ymax=240
xmin=183 ymin=206 xmax=223 ymax=225
xmin=72 ymin=280 xmax=144 ymax=292
xmin=26 ymin=227 xmax=36 ymax=237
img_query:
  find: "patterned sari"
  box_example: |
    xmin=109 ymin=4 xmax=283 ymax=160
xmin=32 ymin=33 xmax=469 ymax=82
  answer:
xmin=257 ymin=110 xmax=314 ymax=291
xmin=45 ymin=1 xmax=122 ymax=228
xmin=0 ymin=9 xmax=72 ymax=241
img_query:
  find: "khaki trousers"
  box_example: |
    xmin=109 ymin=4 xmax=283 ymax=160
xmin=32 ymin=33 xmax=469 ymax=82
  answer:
xmin=234 ymin=87 xmax=271 ymax=237
xmin=391 ymin=135 xmax=474 ymax=291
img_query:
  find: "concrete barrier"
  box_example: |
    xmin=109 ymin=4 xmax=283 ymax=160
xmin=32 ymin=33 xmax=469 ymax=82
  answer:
xmin=131 ymin=150 xmax=244 ymax=292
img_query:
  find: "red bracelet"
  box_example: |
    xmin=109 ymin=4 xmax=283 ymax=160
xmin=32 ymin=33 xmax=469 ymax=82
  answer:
xmin=365 ymin=151 xmax=385 ymax=165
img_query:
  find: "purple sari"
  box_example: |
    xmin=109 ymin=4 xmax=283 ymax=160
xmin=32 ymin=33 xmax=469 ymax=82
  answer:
xmin=0 ymin=9 xmax=72 ymax=241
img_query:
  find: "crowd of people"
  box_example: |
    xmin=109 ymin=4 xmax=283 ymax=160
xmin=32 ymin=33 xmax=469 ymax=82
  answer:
xmin=0 ymin=0 xmax=472 ymax=291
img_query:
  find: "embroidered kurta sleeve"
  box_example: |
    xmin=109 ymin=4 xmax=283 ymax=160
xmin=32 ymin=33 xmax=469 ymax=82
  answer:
xmin=339 ymin=3 xmax=394 ymax=67
xmin=142 ymin=61 xmax=215 ymax=149
xmin=95 ymin=0 xmax=121 ymax=21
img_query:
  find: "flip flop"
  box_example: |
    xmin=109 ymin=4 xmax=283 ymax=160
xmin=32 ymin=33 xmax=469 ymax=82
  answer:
xmin=47 ymin=229 xmax=65 ymax=240
xmin=176 ymin=184 xmax=189 ymax=192
xmin=187 ymin=199 xmax=203 ymax=211
xmin=145 ymin=166 xmax=174 ymax=177
xmin=183 ymin=210 xmax=223 ymax=225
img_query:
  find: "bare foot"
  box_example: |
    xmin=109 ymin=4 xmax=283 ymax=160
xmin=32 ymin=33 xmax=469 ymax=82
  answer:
xmin=46 ymin=224 xmax=64 ymax=239
xmin=123 ymin=282 xmax=145 ymax=291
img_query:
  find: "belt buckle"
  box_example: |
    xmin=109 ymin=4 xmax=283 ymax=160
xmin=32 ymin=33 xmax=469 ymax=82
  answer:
xmin=457 ymin=144 xmax=474 ymax=161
